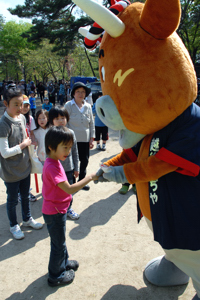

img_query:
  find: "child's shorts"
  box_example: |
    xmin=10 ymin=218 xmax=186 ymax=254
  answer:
xmin=95 ymin=126 xmax=108 ymax=141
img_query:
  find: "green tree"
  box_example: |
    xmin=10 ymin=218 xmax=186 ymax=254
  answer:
xmin=0 ymin=21 xmax=34 ymax=81
xmin=20 ymin=39 xmax=73 ymax=83
xmin=68 ymin=40 xmax=99 ymax=77
xmin=8 ymin=0 xmax=93 ymax=56
xmin=0 ymin=14 xmax=5 ymax=30
xmin=177 ymin=0 xmax=200 ymax=64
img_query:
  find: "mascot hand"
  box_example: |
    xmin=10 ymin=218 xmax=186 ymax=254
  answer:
xmin=94 ymin=168 xmax=108 ymax=183
xmin=103 ymin=166 xmax=128 ymax=183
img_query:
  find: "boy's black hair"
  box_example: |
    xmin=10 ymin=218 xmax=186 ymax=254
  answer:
xmin=48 ymin=106 xmax=69 ymax=125
xmin=4 ymin=86 xmax=22 ymax=104
xmin=45 ymin=126 xmax=74 ymax=155
xmin=35 ymin=109 xmax=49 ymax=129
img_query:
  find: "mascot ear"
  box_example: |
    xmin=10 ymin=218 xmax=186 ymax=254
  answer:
xmin=140 ymin=0 xmax=181 ymax=39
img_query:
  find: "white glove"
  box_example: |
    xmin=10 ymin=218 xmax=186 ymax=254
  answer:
xmin=94 ymin=168 xmax=108 ymax=184
xmin=103 ymin=166 xmax=128 ymax=183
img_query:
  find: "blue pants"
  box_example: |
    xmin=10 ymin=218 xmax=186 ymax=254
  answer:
xmin=5 ymin=174 xmax=31 ymax=227
xmin=65 ymin=170 xmax=75 ymax=212
xmin=43 ymin=213 xmax=69 ymax=281
xmin=59 ymin=94 xmax=64 ymax=106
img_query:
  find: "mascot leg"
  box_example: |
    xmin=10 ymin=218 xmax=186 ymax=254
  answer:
xmin=144 ymin=255 xmax=189 ymax=286
xmin=145 ymin=248 xmax=200 ymax=299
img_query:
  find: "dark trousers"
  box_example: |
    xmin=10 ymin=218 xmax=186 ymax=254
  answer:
xmin=40 ymin=92 xmax=44 ymax=103
xmin=31 ymin=108 xmax=36 ymax=119
xmin=65 ymin=170 xmax=75 ymax=211
xmin=49 ymin=95 xmax=55 ymax=106
xmin=5 ymin=174 xmax=31 ymax=227
xmin=43 ymin=213 xmax=69 ymax=281
xmin=77 ymin=142 xmax=89 ymax=180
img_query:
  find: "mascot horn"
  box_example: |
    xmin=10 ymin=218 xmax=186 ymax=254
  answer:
xmin=74 ymin=0 xmax=200 ymax=299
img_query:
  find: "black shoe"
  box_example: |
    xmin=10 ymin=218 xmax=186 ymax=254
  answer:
xmin=48 ymin=270 xmax=75 ymax=287
xmin=66 ymin=260 xmax=79 ymax=271
xmin=82 ymin=184 xmax=90 ymax=191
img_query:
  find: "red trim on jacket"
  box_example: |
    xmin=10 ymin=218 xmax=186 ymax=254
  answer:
xmin=124 ymin=148 xmax=137 ymax=162
xmin=155 ymin=147 xmax=200 ymax=177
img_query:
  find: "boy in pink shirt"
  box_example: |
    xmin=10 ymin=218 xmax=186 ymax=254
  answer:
xmin=42 ymin=126 xmax=98 ymax=287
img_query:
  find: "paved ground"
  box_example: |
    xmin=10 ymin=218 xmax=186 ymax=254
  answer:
xmin=0 ymin=97 xmax=195 ymax=300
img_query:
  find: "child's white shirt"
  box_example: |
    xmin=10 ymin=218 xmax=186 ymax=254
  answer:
xmin=33 ymin=127 xmax=49 ymax=162
xmin=0 ymin=111 xmax=22 ymax=158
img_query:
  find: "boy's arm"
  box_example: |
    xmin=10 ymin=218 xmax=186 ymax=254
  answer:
xmin=57 ymin=173 xmax=98 ymax=194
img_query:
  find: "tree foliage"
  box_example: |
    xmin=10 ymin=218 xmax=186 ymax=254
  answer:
xmin=0 ymin=21 xmax=34 ymax=81
xmin=8 ymin=0 xmax=93 ymax=56
xmin=177 ymin=0 xmax=200 ymax=64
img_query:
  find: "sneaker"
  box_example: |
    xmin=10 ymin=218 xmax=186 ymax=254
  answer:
xmin=102 ymin=143 xmax=106 ymax=151
xmin=48 ymin=270 xmax=75 ymax=287
xmin=10 ymin=224 xmax=24 ymax=240
xmin=96 ymin=143 xmax=101 ymax=150
xmin=119 ymin=185 xmax=129 ymax=195
xmin=23 ymin=217 xmax=43 ymax=229
xmin=66 ymin=260 xmax=79 ymax=271
xmin=67 ymin=208 xmax=80 ymax=220
xmin=29 ymin=193 xmax=37 ymax=202
xmin=82 ymin=184 xmax=90 ymax=191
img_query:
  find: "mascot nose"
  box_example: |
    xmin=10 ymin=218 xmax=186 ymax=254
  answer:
xmin=100 ymin=108 xmax=105 ymax=117
xmin=96 ymin=95 xmax=125 ymax=130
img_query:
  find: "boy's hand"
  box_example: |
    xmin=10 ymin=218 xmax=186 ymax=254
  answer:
xmin=91 ymin=173 xmax=99 ymax=181
xmin=89 ymin=138 xmax=94 ymax=149
xmin=20 ymin=137 xmax=31 ymax=149
xmin=74 ymin=171 xmax=79 ymax=178
xmin=94 ymin=168 xmax=108 ymax=183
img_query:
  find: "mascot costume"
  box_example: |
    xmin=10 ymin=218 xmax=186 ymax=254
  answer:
xmin=73 ymin=0 xmax=200 ymax=298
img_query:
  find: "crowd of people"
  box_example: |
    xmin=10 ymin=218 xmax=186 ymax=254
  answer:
xmin=0 ymin=80 xmax=112 ymax=287
xmin=0 ymin=79 xmax=72 ymax=106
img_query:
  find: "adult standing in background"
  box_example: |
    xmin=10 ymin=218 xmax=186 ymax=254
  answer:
xmin=47 ymin=81 xmax=55 ymax=106
xmin=38 ymin=82 xmax=45 ymax=104
xmin=58 ymin=79 xmax=66 ymax=106
xmin=64 ymin=82 xmax=95 ymax=190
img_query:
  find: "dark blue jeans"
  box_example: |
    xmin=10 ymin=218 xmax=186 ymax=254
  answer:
xmin=5 ymin=174 xmax=31 ymax=227
xmin=43 ymin=213 xmax=69 ymax=281
xmin=65 ymin=170 xmax=75 ymax=212
xmin=59 ymin=94 xmax=64 ymax=106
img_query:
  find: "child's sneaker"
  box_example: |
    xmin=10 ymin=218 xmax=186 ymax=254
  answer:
xmin=48 ymin=270 xmax=75 ymax=287
xmin=10 ymin=224 xmax=24 ymax=240
xmin=67 ymin=208 xmax=80 ymax=220
xmin=29 ymin=193 xmax=37 ymax=202
xmin=96 ymin=143 xmax=101 ymax=150
xmin=23 ymin=217 xmax=43 ymax=229
xmin=102 ymin=143 xmax=106 ymax=151
xmin=66 ymin=260 xmax=79 ymax=271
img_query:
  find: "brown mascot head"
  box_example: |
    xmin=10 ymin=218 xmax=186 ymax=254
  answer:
xmin=73 ymin=0 xmax=197 ymax=148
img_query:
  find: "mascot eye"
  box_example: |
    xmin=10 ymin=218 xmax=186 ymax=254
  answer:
xmin=101 ymin=66 xmax=105 ymax=82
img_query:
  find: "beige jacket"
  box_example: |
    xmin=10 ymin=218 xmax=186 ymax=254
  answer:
xmin=64 ymin=100 xmax=95 ymax=142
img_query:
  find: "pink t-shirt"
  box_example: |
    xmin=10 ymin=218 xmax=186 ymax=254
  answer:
xmin=42 ymin=158 xmax=72 ymax=215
